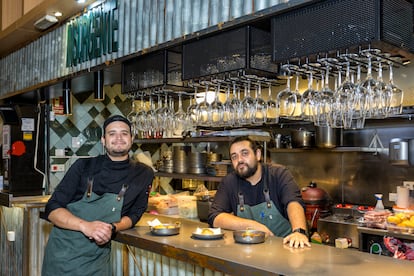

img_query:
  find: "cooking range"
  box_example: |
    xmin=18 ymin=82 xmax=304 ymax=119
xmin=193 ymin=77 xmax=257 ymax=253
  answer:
xmin=317 ymin=203 xmax=374 ymax=248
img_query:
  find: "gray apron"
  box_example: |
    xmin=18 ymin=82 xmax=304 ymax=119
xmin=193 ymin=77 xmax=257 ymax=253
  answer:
xmin=236 ymin=166 xmax=292 ymax=237
xmin=42 ymin=181 xmax=127 ymax=276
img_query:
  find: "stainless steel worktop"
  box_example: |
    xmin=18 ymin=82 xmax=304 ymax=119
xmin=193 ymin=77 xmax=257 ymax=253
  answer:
xmin=0 ymin=192 xmax=50 ymax=207
xmin=115 ymin=213 xmax=414 ymax=276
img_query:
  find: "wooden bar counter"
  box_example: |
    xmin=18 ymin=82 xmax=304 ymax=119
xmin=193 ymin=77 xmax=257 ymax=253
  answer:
xmin=114 ymin=213 xmax=414 ymax=276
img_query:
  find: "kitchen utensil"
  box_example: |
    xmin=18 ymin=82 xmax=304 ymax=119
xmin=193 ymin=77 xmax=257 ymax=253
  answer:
xmin=291 ymin=128 xmax=314 ymax=148
xmin=233 ymin=230 xmax=266 ymax=244
xmin=389 ymin=138 xmax=409 ymax=165
xmin=150 ymin=223 xmax=180 ymax=236
xmin=315 ymin=126 xmax=340 ymax=148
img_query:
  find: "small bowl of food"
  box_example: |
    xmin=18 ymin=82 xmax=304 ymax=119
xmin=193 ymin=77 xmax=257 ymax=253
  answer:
xmin=150 ymin=223 xmax=180 ymax=236
xmin=233 ymin=229 xmax=266 ymax=244
xmin=192 ymin=227 xmax=224 ymax=240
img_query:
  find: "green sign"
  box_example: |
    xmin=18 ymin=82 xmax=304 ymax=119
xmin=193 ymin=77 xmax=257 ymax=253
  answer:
xmin=66 ymin=0 xmax=119 ymax=67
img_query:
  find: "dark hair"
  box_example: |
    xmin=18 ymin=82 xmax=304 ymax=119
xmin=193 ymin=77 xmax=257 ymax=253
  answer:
xmin=230 ymin=136 xmax=260 ymax=153
xmin=103 ymin=115 xmax=132 ymax=135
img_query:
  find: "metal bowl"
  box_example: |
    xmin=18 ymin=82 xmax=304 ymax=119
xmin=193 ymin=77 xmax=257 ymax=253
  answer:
xmin=150 ymin=223 xmax=180 ymax=236
xmin=233 ymin=230 xmax=266 ymax=244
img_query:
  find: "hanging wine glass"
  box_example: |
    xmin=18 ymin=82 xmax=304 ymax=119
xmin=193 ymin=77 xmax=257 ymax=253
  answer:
xmin=266 ymin=82 xmax=279 ymax=124
xmin=154 ymin=93 xmax=165 ymax=138
xmin=252 ymin=80 xmax=267 ymax=125
xmin=223 ymin=85 xmax=235 ymax=127
xmin=360 ymin=48 xmax=381 ymax=119
xmin=186 ymin=86 xmax=199 ymax=131
xmin=230 ymin=80 xmax=243 ymax=127
xmin=126 ymin=93 xmax=138 ymax=137
xmin=196 ymin=81 xmax=211 ymax=127
xmin=373 ymin=56 xmax=387 ymax=118
xmin=134 ymin=92 xmax=147 ymax=139
xmin=335 ymin=57 xmax=356 ymax=129
xmin=300 ymin=67 xmax=318 ymax=122
xmin=351 ymin=63 xmax=368 ymax=129
xmin=241 ymin=79 xmax=255 ymax=125
xmin=314 ymin=58 xmax=335 ymax=127
xmin=173 ymin=92 xmax=187 ymax=137
xmin=208 ymin=81 xmax=224 ymax=126
xmin=277 ymin=64 xmax=297 ymax=119
xmin=385 ymin=61 xmax=403 ymax=116
xmin=374 ymin=54 xmax=390 ymax=118
xmin=289 ymin=72 xmax=303 ymax=120
xmin=142 ymin=94 xmax=156 ymax=139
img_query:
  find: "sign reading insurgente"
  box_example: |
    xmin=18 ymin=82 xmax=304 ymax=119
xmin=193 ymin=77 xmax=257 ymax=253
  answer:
xmin=66 ymin=0 xmax=119 ymax=67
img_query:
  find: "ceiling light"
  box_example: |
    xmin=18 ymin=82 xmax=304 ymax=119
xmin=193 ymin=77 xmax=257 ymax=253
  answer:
xmin=34 ymin=15 xmax=58 ymax=31
xmin=54 ymin=11 xmax=62 ymax=17
xmin=76 ymin=0 xmax=86 ymax=3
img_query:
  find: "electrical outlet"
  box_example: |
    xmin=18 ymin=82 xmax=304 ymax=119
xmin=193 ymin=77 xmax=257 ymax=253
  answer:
xmin=51 ymin=164 xmax=65 ymax=172
xmin=389 ymin=192 xmax=397 ymax=202
xmin=403 ymin=181 xmax=414 ymax=190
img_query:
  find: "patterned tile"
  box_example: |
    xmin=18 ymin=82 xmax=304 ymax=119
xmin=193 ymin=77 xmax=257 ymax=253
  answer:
xmin=49 ymin=85 xmax=131 ymax=191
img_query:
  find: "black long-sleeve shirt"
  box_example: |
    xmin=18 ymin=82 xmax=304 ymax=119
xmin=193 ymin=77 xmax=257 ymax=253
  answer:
xmin=45 ymin=155 xmax=154 ymax=225
xmin=208 ymin=163 xmax=304 ymax=227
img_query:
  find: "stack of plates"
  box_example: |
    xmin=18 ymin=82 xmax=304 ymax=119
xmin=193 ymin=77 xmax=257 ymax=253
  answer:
xmin=173 ymin=146 xmax=191 ymax=173
xmin=188 ymin=152 xmax=207 ymax=174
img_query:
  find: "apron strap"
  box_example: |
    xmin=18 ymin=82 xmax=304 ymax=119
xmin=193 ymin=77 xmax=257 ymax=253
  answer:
xmin=262 ymin=165 xmax=272 ymax=209
xmin=86 ymin=178 xmax=93 ymax=198
xmin=117 ymin=184 xmax=129 ymax=201
xmin=238 ymin=192 xmax=245 ymax=212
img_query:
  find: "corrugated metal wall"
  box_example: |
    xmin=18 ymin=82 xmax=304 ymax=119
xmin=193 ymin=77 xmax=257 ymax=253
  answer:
xmin=0 ymin=0 xmax=292 ymax=97
xmin=112 ymin=242 xmax=229 ymax=276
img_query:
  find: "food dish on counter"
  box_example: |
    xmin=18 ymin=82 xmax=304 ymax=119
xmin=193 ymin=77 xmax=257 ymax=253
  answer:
xmin=192 ymin=227 xmax=224 ymax=240
xmin=150 ymin=223 xmax=180 ymax=236
xmin=233 ymin=230 xmax=266 ymax=244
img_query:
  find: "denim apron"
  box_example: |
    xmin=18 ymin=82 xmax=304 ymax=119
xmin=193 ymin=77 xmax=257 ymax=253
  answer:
xmin=42 ymin=179 xmax=128 ymax=276
xmin=236 ymin=166 xmax=292 ymax=237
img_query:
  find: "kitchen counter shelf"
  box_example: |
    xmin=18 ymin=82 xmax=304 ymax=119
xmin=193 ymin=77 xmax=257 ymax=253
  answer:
xmin=154 ymin=171 xmax=223 ymax=182
xmin=114 ymin=213 xmax=414 ymax=276
xmin=269 ymin=147 xmax=389 ymax=153
xmin=134 ymin=135 xmax=270 ymax=144
xmin=358 ymin=226 xmax=414 ymax=241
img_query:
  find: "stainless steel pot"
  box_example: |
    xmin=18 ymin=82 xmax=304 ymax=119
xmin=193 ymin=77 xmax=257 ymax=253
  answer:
xmin=315 ymin=126 xmax=341 ymax=148
xmin=150 ymin=223 xmax=181 ymax=236
xmin=291 ymin=129 xmax=314 ymax=148
xmin=233 ymin=230 xmax=266 ymax=244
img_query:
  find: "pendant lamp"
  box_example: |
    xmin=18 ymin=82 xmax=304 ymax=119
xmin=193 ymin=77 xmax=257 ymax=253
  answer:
xmin=63 ymin=79 xmax=72 ymax=115
xmin=94 ymin=70 xmax=105 ymax=101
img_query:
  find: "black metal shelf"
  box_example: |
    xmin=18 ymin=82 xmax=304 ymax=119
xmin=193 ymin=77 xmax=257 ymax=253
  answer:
xmin=269 ymin=147 xmax=389 ymax=153
xmin=134 ymin=134 xmax=270 ymax=144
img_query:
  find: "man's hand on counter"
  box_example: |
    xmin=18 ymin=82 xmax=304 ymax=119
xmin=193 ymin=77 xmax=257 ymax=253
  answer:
xmin=283 ymin=231 xmax=311 ymax=248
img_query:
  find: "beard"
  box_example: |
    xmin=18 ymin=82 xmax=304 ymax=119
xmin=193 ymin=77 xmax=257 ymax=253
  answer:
xmin=106 ymin=148 xmax=129 ymax=157
xmin=105 ymin=145 xmax=130 ymax=157
xmin=235 ymin=161 xmax=258 ymax=179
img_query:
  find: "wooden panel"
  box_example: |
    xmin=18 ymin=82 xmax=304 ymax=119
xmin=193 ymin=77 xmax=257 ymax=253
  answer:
xmin=1 ymin=0 xmax=23 ymax=30
xmin=23 ymin=0 xmax=44 ymax=14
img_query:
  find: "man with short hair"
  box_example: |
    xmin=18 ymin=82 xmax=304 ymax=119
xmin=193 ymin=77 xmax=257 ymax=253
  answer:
xmin=42 ymin=115 xmax=154 ymax=275
xmin=208 ymin=136 xmax=310 ymax=248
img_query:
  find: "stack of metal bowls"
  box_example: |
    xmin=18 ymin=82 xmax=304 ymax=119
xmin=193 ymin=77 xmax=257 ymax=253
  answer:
xmin=173 ymin=146 xmax=191 ymax=173
xmin=161 ymin=150 xmax=173 ymax=173
xmin=188 ymin=152 xmax=207 ymax=174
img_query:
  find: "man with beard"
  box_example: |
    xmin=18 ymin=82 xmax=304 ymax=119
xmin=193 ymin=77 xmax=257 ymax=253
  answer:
xmin=42 ymin=115 xmax=154 ymax=275
xmin=208 ymin=136 xmax=310 ymax=248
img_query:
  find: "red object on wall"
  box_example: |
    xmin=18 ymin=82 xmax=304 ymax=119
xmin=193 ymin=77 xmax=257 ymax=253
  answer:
xmin=10 ymin=140 xmax=26 ymax=156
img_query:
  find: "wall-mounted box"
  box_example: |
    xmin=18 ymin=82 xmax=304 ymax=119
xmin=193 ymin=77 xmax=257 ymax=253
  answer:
xmin=122 ymin=48 xmax=189 ymax=93
xmin=182 ymin=25 xmax=278 ymax=80
xmin=271 ymin=0 xmax=414 ymax=63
